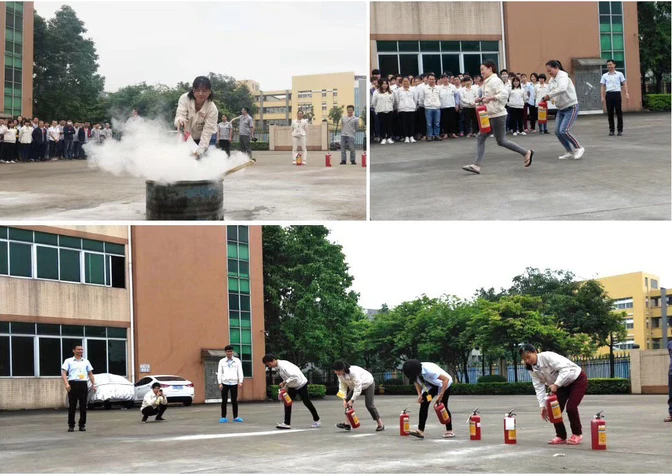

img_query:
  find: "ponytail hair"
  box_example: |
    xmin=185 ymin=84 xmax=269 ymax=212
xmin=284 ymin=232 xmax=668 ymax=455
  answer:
xmin=545 ymin=60 xmax=566 ymax=72
xmin=332 ymin=360 xmax=351 ymax=374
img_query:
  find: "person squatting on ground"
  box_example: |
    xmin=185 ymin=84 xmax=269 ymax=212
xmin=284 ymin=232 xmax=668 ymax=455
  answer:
xmin=217 ymin=345 xmax=244 ymax=423
xmin=332 ymin=361 xmax=385 ymax=432
xmin=543 ymin=60 xmax=585 ymax=160
xmin=141 ymin=382 xmax=168 ymax=423
xmin=461 ymin=60 xmax=533 ymax=175
xmin=262 ymin=354 xmax=321 ymax=430
xmin=520 ymin=344 xmax=588 ymax=445
xmin=174 ymin=76 xmax=219 ymax=159
xmin=340 ymin=105 xmax=359 ymax=164
xmin=402 ymin=359 xmax=454 ymax=439
xmin=291 ymin=110 xmax=309 ymax=165
xmin=61 ymin=344 xmax=96 ymax=432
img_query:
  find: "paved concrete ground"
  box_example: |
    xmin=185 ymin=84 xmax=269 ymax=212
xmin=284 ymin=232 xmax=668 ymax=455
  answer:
xmin=1 ymin=394 xmax=668 ymax=473
xmin=371 ymin=113 xmax=671 ymax=220
xmin=0 ymin=152 xmax=366 ymax=221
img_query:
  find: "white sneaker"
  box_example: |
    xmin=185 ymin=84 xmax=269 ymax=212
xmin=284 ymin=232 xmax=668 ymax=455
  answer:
xmin=310 ymin=420 xmax=321 ymax=428
xmin=387 ymin=138 xmax=395 ymax=144
xmin=292 ymin=161 xmax=296 ymax=165
xmin=573 ymin=147 xmax=585 ymax=160
xmin=276 ymin=423 xmax=291 ymax=430
xmin=520 ymin=132 xmax=527 ymax=136
xmin=513 ymin=132 xmax=518 ymax=136
xmin=410 ymin=137 xmax=416 ymax=143
xmin=558 ymin=152 xmax=573 ymax=160
xmin=404 ymin=137 xmax=410 ymax=143
xmin=489 ymin=134 xmax=494 ymax=138
xmin=380 ymin=139 xmax=386 ymax=145
xmin=9 ymin=160 xmax=16 ymax=164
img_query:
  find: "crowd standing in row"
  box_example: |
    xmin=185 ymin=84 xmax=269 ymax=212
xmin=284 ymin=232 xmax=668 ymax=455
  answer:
xmin=0 ymin=117 xmax=113 ymax=164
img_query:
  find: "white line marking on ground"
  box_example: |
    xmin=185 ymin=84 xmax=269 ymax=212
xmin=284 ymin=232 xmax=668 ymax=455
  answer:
xmin=148 ymin=429 xmax=309 ymax=442
xmin=350 ymin=433 xmax=375 ymax=438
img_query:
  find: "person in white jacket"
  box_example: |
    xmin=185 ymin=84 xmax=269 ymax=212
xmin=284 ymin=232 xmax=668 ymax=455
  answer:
xmin=402 ymin=359 xmax=454 ymax=439
xmin=174 ymin=76 xmax=219 ymax=158
xmin=19 ymin=120 xmax=33 ymax=162
xmin=542 ymin=60 xmax=585 ymax=160
xmin=372 ymin=79 xmax=395 ymax=144
xmin=217 ymin=345 xmax=244 ymax=423
xmin=333 ymin=361 xmax=384 ymax=431
xmin=534 ymin=75 xmax=550 ymax=134
xmin=262 ymin=354 xmax=321 ymax=430
xmin=462 ymin=60 xmax=533 ymax=175
xmin=141 ymin=382 xmax=168 ymax=423
xmin=507 ymin=76 xmax=526 ymax=135
xmin=395 ymin=77 xmax=417 ymax=143
xmin=439 ymin=75 xmax=457 ymax=139
xmin=418 ymin=74 xmax=442 ymax=141
xmin=459 ymin=76 xmax=478 ymax=137
xmin=520 ymin=344 xmax=588 ymax=446
xmin=290 ymin=110 xmax=309 ymax=165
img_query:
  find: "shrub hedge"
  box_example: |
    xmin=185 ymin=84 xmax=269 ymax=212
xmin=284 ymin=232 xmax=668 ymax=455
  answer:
xmin=229 ymin=141 xmax=270 ymax=151
xmin=477 ymin=375 xmax=508 ymax=383
xmin=643 ymin=94 xmax=671 ymax=111
xmin=267 ymin=384 xmax=327 ymax=401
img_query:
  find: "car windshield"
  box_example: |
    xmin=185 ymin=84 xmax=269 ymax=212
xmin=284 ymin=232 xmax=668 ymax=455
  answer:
xmin=155 ymin=376 xmax=186 ymax=382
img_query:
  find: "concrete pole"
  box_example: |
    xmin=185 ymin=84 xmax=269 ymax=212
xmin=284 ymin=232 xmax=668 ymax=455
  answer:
xmin=662 ymin=287 xmax=668 ymax=347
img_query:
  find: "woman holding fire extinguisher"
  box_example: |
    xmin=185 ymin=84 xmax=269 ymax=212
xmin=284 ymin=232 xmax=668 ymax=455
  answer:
xmin=461 ymin=60 xmax=534 ymax=175
xmin=402 ymin=359 xmax=454 ymax=439
xmin=332 ymin=361 xmax=385 ymax=432
xmin=174 ymin=76 xmax=219 ymax=159
xmin=520 ymin=344 xmax=588 ymax=445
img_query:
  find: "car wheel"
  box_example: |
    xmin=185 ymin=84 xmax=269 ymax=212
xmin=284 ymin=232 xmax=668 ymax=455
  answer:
xmin=183 ymin=400 xmax=192 ymax=407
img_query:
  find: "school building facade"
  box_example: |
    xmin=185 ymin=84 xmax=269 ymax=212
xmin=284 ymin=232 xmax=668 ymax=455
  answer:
xmin=370 ymin=1 xmax=642 ymax=112
xmin=0 ymin=1 xmax=34 ymax=118
xmin=0 ymin=225 xmax=266 ymax=410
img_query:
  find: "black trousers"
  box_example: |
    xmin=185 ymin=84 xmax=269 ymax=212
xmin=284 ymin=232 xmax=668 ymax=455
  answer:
xmin=399 ymin=111 xmax=415 ymax=138
xmin=528 ymin=105 xmax=538 ymax=130
xmin=392 ymin=110 xmax=401 ymax=138
xmin=142 ymin=404 xmax=167 ymax=420
xmin=284 ymin=384 xmax=320 ymax=425
xmin=463 ymin=108 xmax=478 ymax=135
xmin=418 ymin=383 xmax=452 ymax=432
xmin=68 ymin=380 xmax=89 ymax=428
xmin=415 ymin=107 xmax=426 ymax=137
xmin=221 ymin=384 xmax=239 ymax=418
xmin=219 ymin=139 xmax=231 ymax=157
xmin=667 ymin=373 xmax=672 ymax=417
xmin=606 ymin=91 xmax=623 ymax=133
xmin=378 ymin=112 xmax=393 ymax=139
xmin=510 ymin=108 xmax=524 ymax=133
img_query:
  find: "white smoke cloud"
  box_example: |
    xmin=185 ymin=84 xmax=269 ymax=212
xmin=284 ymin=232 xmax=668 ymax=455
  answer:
xmin=85 ymin=119 xmax=252 ymax=183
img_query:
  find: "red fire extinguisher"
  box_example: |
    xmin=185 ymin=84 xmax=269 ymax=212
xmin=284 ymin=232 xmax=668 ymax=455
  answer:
xmin=345 ymin=407 xmax=361 ymax=429
xmin=591 ymin=411 xmax=606 ymax=450
xmin=504 ymin=409 xmax=517 ymax=444
xmin=476 ymin=104 xmax=491 ymax=134
xmin=538 ymin=101 xmax=548 ymax=125
xmin=279 ymin=389 xmax=292 ymax=407
xmin=361 ymin=152 xmax=367 ymax=168
xmin=434 ymin=402 xmax=450 ymax=425
xmin=468 ymin=408 xmax=481 ymax=441
xmin=545 ymin=394 xmax=563 ymax=424
xmin=399 ymin=408 xmax=410 ymax=436
xmin=295 ymin=153 xmax=303 ymax=166
xmin=325 ymin=152 xmax=331 ymax=167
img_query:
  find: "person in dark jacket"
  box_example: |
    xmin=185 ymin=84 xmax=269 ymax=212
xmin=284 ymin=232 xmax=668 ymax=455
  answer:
xmin=63 ymin=121 xmax=75 ymax=159
xmin=31 ymin=120 xmax=45 ymax=162
xmin=78 ymin=125 xmax=87 ymax=159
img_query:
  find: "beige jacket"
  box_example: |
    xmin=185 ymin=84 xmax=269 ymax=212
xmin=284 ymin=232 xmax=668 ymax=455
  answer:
xmin=481 ymin=74 xmax=509 ymax=119
xmin=174 ymin=92 xmax=219 ymax=155
xmin=529 ymin=351 xmax=582 ymax=407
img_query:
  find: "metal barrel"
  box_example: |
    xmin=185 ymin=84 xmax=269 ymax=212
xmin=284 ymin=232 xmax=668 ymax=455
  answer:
xmin=146 ymin=180 xmax=223 ymax=220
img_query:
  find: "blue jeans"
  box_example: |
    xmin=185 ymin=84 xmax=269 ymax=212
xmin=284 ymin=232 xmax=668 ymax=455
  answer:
xmin=555 ymin=104 xmax=581 ymax=151
xmin=425 ymin=108 xmax=440 ymax=138
xmin=64 ymin=139 xmax=74 ymax=158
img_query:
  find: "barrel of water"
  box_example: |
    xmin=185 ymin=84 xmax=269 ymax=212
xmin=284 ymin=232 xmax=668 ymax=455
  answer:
xmin=146 ymin=180 xmax=223 ymax=220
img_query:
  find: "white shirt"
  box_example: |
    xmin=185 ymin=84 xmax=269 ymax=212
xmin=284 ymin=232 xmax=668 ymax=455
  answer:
xmin=529 ymin=352 xmax=582 ymax=407
xmin=337 ymin=365 xmax=374 ymax=402
xmin=535 ymin=83 xmax=550 ymax=105
xmin=61 ymin=357 xmax=93 ymax=381
xmin=217 ymin=356 xmax=244 ymax=385
xmin=459 ymin=87 xmax=477 ymax=108
xmin=395 ymin=87 xmax=417 ymax=112
xmin=48 ymin=126 xmax=59 ymax=141
xmin=141 ymin=391 xmax=168 ymax=410
xmin=20 ymin=127 xmax=32 ymax=144
xmin=291 ymin=118 xmax=309 ymax=138
xmin=508 ymin=88 xmax=525 ymax=108
xmin=601 ymin=71 xmax=626 ymax=92
xmin=420 ymin=362 xmax=453 ymax=389
xmin=481 ymin=74 xmax=509 ymax=119
xmin=4 ymin=127 xmax=17 ymax=143
xmin=372 ymin=91 xmax=395 ymax=113
xmin=174 ymin=93 xmax=219 ymax=155
xmin=102 ymin=128 xmax=113 ymax=140
xmin=439 ymin=84 xmax=456 ymax=108
xmin=547 ymin=70 xmax=578 ymax=109
xmin=276 ymin=360 xmax=308 ymax=389
xmin=419 ymin=85 xmax=442 ymax=109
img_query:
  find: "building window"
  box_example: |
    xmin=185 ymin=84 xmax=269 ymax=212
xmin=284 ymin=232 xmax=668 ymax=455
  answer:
xmin=322 ymin=102 xmax=327 ymax=112
xmin=651 ymin=296 xmax=672 ymax=307
xmin=333 ymin=90 xmax=338 ymax=97
xmin=262 ymin=107 xmax=289 ymax=114
xmin=599 ymin=2 xmax=626 ymax=76
xmin=613 ymin=340 xmax=635 ymax=350
xmin=624 ymin=318 xmax=634 ymax=330
xmin=227 ymin=226 xmax=252 ymax=378
xmin=651 ymin=279 xmax=658 ymax=290
xmin=0 ymin=323 xmax=127 ymax=377
xmin=613 ymin=298 xmax=634 ymax=310
xmin=376 ymin=40 xmax=499 ymax=77
xmin=298 ymin=90 xmax=312 ymax=100
xmin=4 ymin=2 xmax=24 ymax=117
xmin=0 ymin=227 xmax=126 ymax=288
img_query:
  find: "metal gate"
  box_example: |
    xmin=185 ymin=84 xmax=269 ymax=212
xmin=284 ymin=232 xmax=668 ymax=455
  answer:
xmin=204 ymin=358 xmax=221 ymax=401
xmin=573 ymin=58 xmax=606 ymax=113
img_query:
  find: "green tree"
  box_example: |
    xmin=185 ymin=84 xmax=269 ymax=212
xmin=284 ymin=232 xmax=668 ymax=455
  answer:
xmin=262 ymin=226 xmax=361 ymax=376
xmin=205 ymin=73 xmax=256 ymax=119
xmin=33 ymin=6 xmax=105 ymax=121
xmin=328 ymin=105 xmax=345 ymax=147
xmin=638 ymin=2 xmax=671 ymax=94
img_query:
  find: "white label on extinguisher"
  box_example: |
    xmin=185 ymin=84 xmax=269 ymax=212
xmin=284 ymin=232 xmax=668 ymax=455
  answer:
xmin=505 ymin=417 xmax=515 ymax=430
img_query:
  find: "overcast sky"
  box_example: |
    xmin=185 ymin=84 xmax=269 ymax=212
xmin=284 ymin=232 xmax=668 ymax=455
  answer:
xmin=328 ymin=222 xmax=671 ymax=310
xmin=34 ymin=2 xmax=367 ymax=92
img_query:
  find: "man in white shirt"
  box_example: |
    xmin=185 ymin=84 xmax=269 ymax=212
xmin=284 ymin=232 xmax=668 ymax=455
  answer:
xmin=600 ymin=59 xmax=629 ymax=136
xmin=418 ymin=74 xmax=442 ymax=141
xmin=141 ymin=382 xmax=168 ymax=422
xmin=61 ymin=344 xmax=96 ymax=432
xmin=48 ymin=121 xmax=60 ymax=160
xmin=217 ymin=345 xmax=244 ymax=423
xmin=263 ymin=354 xmax=321 ymax=430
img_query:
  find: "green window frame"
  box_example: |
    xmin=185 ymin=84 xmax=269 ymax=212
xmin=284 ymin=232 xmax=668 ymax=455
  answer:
xmin=4 ymin=3 xmax=24 ymax=116
xmin=598 ymin=2 xmax=626 ymax=75
xmin=227 ymin=226 xmax=253 ymax=377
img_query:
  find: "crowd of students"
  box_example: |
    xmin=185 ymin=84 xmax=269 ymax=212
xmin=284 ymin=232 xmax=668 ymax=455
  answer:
xmin=369 ymin=67 xmax=559 ymax=144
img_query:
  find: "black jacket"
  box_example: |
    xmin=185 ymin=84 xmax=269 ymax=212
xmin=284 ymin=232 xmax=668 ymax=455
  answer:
xmin=64 ymin=125 xmax=75 ymax=139
xmin=31 ymin=127 xmax=43 ymax=145
xmin=77 ymin=127 xmax=86 ymax=142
